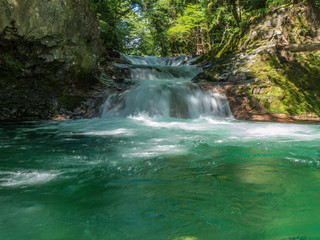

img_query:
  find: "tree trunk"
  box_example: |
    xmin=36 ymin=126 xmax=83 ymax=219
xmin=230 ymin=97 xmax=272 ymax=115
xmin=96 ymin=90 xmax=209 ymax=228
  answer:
xmin=277 ymin=43 xmax=320 ymax=52
xmin=229 ymin=0 xmax=241 ymax=26
xmin=237 ymin=0 xmax=241 ymax=22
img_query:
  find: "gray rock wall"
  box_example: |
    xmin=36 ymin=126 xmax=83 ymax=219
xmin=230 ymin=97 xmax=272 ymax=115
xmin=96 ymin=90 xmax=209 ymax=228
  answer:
xmin=0 ymin=0 xmax=100 ymax=74
xmin=0 ymin=0 xmax=102 ymax=120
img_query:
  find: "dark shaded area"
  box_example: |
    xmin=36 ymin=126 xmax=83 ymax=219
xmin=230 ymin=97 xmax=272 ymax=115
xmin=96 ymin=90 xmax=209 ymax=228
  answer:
xmin=0 ymin=37 xmax=100 ymax=120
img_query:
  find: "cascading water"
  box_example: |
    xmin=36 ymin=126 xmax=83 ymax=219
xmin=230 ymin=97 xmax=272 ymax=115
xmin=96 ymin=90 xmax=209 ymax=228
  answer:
xmin=100 ymin=53 xmax=232 ymax=119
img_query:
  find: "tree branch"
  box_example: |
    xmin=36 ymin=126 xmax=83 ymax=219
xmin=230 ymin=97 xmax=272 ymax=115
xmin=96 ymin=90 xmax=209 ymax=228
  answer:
xmin=276 ymin=43 xmax=320 ymax=52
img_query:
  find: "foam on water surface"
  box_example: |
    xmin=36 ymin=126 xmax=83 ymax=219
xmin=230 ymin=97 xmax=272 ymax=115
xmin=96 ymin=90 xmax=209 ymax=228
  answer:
xmin=0 ymin=170 xmax=58 ymax=187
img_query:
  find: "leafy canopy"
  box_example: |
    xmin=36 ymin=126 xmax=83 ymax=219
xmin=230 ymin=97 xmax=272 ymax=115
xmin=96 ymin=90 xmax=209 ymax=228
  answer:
xmin=92 ymin=0 xmax=309 ymax=56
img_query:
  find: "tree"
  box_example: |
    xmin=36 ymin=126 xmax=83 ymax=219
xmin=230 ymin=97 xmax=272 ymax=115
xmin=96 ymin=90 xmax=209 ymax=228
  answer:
xmin=168 ymin=3 xmax=208 ymax=54
xmin=92 ymin=0 xmax=307 ymax=56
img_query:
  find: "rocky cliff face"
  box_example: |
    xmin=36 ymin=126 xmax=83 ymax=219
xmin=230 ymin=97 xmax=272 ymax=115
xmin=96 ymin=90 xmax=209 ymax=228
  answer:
xmin=194 ymin=3 xmax=320 ymax=122
xmin=0 ymin=0 xmax=102 ymax=120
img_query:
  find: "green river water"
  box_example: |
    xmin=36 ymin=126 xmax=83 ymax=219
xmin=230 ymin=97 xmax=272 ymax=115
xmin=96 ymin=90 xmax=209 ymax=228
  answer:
xmin=1 ymin=55 xmax=320 ymax=240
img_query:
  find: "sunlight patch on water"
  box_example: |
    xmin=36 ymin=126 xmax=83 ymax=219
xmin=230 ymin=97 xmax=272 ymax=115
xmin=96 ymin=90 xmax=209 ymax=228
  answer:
xmin=240 ymin=165 xmax=282 ymax=185
xmin=175 ymin=237 xmax=198 ymax=240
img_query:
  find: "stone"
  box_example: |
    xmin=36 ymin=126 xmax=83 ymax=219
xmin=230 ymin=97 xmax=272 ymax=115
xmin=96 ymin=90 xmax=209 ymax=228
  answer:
xmin=0 ymin=0 xmax=102 ymax=120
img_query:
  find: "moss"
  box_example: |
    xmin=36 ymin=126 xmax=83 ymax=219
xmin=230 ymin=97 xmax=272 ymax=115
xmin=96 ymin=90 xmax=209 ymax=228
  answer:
xmin=59 ymin=92 xmax=85 ymax=111
xmin=2 ymin=53 xmax=24 ymax=72
xmin=244 ymin=51 xmax=320 ymax=117
xmin=3 ymin=54 xmax=16 ymax=66
xmin=197 ymin=3 xmax=320 ymax=119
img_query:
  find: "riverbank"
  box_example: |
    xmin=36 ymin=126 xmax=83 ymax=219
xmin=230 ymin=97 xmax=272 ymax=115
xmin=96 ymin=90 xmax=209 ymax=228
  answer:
xmin=193 ymin=3 xmax=320 ymax=122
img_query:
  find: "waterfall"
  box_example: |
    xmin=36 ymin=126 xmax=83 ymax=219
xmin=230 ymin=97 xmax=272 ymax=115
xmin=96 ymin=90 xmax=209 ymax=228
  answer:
xmin=100 ymin=54 xmax=232 ymax=119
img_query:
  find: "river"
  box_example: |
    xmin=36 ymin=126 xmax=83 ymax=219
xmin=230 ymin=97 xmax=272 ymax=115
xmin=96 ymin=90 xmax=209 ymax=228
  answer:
xmin=1 ymin=54 xmax=320 ymax=240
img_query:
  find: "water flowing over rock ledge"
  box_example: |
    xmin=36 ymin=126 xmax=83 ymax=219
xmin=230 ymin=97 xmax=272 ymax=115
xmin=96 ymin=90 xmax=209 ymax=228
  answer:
xmin=100 ymin=53 xmax=232 ymax=119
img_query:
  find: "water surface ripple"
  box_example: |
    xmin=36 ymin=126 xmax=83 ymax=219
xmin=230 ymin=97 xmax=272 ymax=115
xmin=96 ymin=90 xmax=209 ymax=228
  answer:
xmin=1 ymin=118 xmax=320 ymax=240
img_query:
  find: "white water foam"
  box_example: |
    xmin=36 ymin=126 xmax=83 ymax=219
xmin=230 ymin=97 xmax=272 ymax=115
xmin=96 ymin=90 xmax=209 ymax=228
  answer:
xmin=244 ymin=124 xmax=320 ymax=140
xmin=0 ymin=170 xmax=58 ymax=187
xmin=83 ymin=128 xmax=134 ymax=136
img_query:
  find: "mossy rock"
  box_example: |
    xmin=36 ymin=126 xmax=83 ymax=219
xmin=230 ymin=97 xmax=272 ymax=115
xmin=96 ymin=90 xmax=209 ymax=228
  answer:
xmin=245 ymin=51 xmax=320 ymax=116
xmin=59 ymin=93 xmax=85 ymax=111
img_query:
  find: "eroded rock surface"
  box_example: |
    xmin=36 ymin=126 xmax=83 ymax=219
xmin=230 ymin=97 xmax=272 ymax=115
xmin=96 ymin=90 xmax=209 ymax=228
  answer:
xmin=0 ymin=0 xmax=102 ymax=120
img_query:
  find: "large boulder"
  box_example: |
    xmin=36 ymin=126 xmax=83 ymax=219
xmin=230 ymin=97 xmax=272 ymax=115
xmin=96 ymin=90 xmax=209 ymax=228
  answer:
xmin=0 ymin=0 xmax=102 ymax=120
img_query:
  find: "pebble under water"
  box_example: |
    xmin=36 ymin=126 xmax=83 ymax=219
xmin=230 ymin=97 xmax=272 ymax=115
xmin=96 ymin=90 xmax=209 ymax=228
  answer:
xmin=1 ymin=55 xmax=320 ymax=240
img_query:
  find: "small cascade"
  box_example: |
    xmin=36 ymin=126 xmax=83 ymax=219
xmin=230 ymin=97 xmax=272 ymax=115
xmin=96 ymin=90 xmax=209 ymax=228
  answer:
xmin=100 ymin=54 xmax=232 ymax=119
xmin=120 ymin=54 xmax=198 ymax=66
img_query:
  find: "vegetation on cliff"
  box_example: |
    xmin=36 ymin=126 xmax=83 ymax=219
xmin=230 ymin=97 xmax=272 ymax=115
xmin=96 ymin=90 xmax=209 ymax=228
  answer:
xmin=193 ymin=2 xmax=320 ymax=120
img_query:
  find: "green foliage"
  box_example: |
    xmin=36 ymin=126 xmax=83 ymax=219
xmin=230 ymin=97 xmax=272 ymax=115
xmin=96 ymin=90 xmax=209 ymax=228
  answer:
xmin=122 ymin=12 xmax=159 ymax=56
xmin=266 ymin=0 xmax=293 ymax=8
xmin=167 ymin=4 xmax=207 ymax=54
xmin=93 ymin=0 xmax=133 ymax=50
xmin=92 ymin=0 xmax=307 ymax=56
